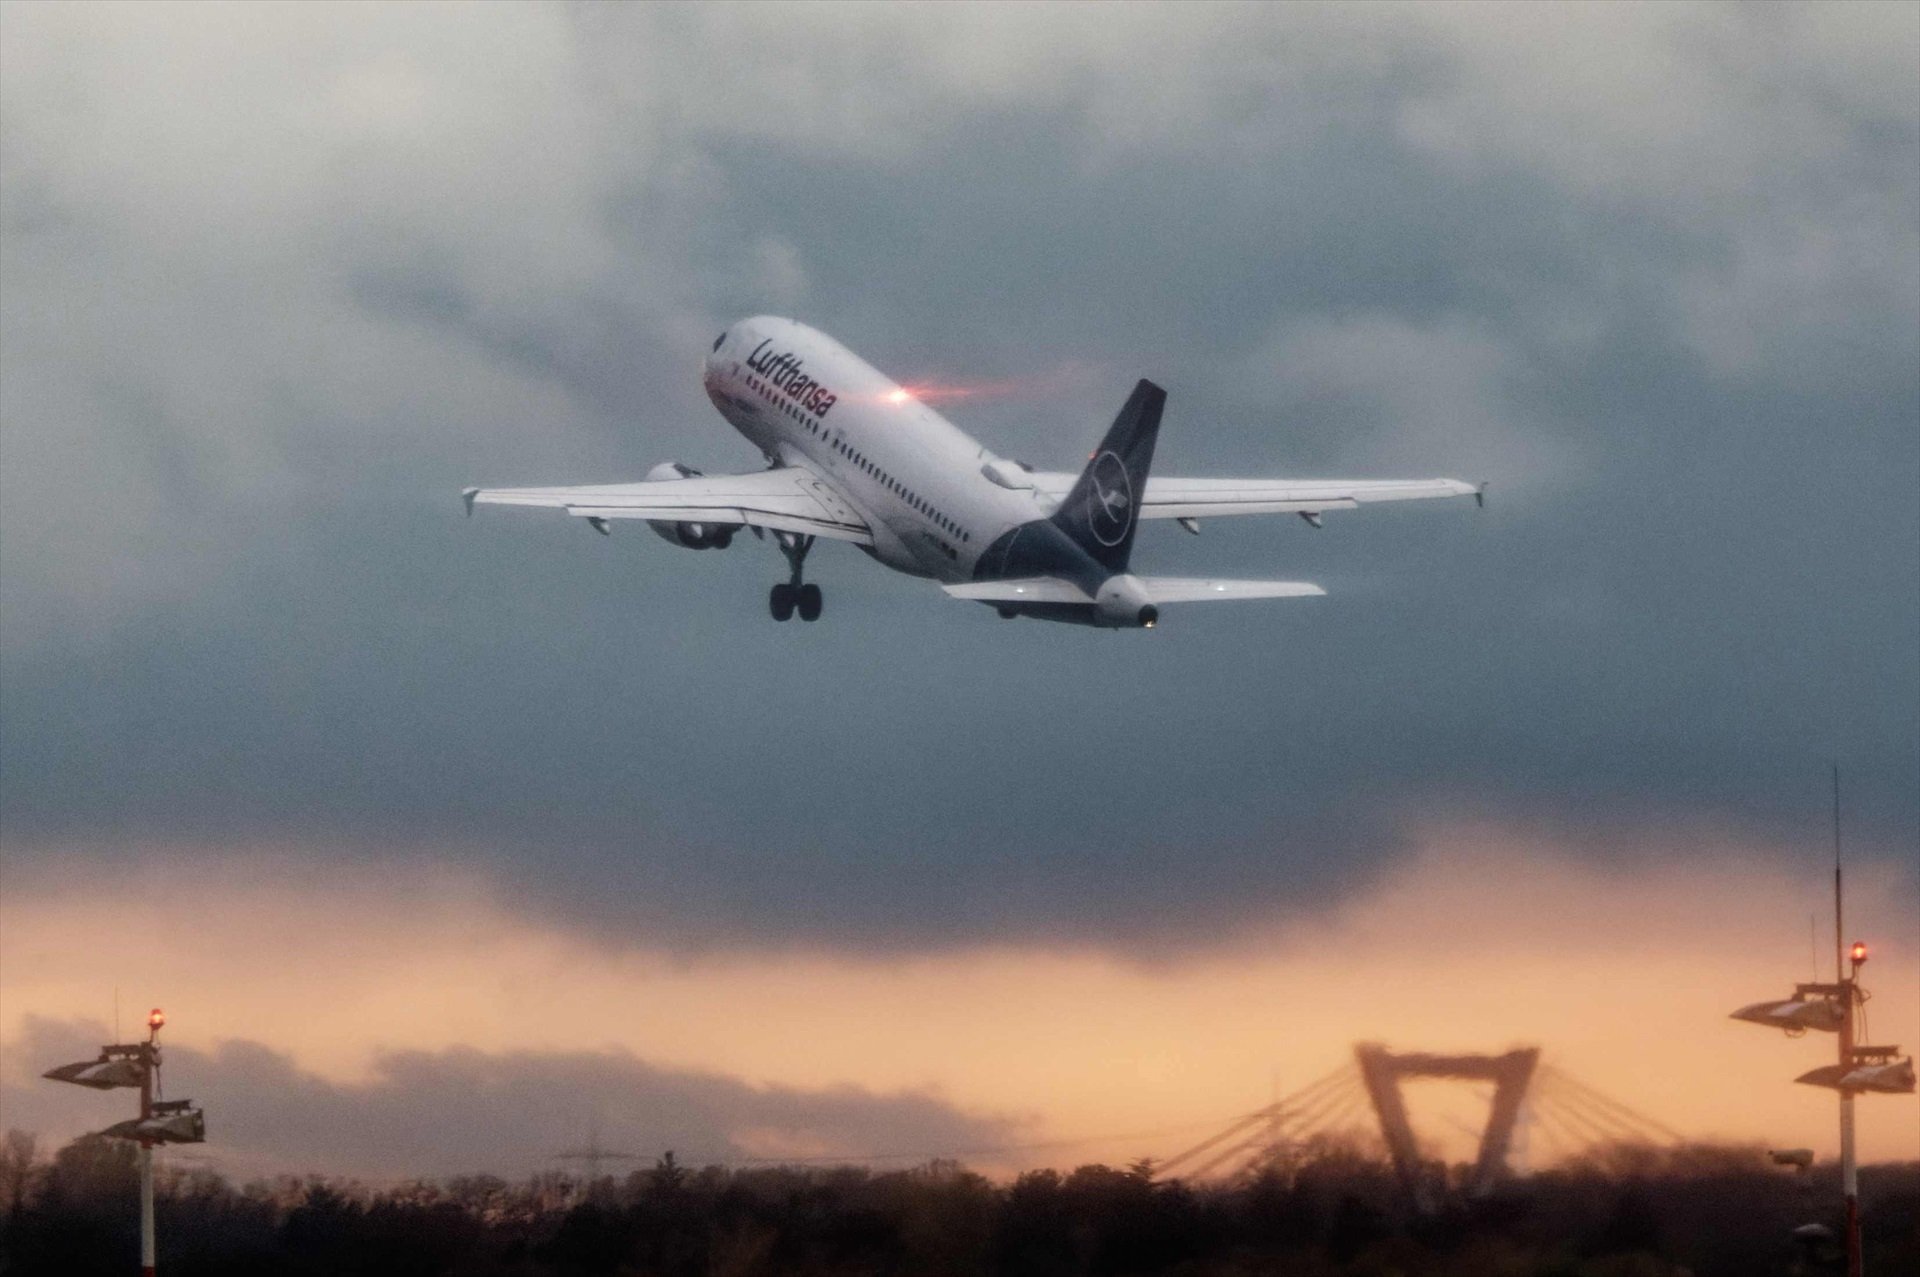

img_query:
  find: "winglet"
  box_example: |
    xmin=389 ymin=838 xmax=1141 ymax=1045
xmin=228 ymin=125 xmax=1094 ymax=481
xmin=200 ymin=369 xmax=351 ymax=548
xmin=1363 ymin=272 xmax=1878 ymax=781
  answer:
xmin=461 ymin=487 xmax=480 ymax=517
xmin=1474 ymin=481 xmax=1488 ymax=509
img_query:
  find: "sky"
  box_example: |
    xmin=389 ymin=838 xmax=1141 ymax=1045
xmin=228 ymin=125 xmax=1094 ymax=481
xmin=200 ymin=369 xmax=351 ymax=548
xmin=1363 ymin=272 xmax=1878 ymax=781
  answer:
xmin=2 ymin=1 xmax=1917 ymax=1179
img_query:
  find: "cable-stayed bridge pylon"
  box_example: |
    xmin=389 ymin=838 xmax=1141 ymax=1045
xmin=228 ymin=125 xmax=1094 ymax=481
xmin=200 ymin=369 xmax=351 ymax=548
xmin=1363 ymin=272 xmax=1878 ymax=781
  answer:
xmin=1151 ymin=1044 xmax=1680 ymax=1214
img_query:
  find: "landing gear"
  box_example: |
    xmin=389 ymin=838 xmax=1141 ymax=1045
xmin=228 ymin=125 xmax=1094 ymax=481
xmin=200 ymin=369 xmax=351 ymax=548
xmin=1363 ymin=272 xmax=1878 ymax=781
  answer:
xmin=768 ymin=532 xmax=822 ymax=623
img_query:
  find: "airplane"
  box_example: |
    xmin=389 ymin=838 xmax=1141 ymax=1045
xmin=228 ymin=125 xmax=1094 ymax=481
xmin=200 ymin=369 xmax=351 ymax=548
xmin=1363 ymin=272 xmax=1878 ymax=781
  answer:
xmin=463 ymin=317 xmax=1484 ymax=627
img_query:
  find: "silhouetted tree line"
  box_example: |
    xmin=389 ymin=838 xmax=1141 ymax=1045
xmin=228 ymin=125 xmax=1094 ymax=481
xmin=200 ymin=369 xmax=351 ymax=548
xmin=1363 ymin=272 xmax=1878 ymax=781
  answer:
xmin=1 ymin=1129 xmax=1914 ymax=1276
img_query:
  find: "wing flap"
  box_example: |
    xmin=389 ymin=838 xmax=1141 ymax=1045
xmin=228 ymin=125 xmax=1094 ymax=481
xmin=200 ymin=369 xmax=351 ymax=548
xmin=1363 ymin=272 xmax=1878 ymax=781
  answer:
xmin=465 ymin=468 xmax=873 ymax=545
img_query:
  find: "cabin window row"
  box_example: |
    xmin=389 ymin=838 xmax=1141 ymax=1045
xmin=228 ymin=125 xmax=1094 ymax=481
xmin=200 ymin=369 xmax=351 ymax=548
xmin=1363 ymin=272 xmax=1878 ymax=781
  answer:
xmin=829 ymin=436 xmax=972 ymax=546
xmin=742 ymin=371 xmax=972 ymax=548
xmin=748 ymin=374 xmax=824 ymax=435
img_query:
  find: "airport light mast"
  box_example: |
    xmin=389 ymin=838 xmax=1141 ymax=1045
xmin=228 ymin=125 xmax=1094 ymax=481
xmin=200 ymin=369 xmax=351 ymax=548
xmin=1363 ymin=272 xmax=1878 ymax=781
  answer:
xmin=42 ymin=1008 xmax=207 ymax=1277
xmin=1727 ymin=774 xmax=1914 ymax=1277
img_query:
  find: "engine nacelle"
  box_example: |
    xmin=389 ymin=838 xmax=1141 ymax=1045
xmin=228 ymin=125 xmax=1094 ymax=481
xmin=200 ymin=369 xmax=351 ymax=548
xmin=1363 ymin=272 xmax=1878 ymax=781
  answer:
xmin=644 ymin=462 xmax=742 ymax=550
xmin=1093 ymin=574 xmax=1160 ymax=629
xmin=650 ymin=519 xmax=737 ymax=550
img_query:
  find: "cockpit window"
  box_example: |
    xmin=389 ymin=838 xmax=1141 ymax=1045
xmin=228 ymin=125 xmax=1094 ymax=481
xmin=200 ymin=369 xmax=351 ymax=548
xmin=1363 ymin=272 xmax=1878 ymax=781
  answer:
xmin=711 ymin=332 xmax=726 ymax=352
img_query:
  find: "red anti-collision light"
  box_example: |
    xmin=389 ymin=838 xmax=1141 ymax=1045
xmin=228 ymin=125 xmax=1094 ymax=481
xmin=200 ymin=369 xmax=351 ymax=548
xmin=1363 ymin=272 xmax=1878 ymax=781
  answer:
xmin=148 ymin=1008 xmax=166 ymax=1030
xmin=1850 ymin=942 xmax=1868 ymax=965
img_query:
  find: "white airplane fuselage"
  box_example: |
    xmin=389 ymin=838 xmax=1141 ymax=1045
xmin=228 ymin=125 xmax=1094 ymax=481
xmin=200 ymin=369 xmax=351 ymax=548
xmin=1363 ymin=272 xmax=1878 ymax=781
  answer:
xmin=703 ymin=316 xmax=1041 ymax=583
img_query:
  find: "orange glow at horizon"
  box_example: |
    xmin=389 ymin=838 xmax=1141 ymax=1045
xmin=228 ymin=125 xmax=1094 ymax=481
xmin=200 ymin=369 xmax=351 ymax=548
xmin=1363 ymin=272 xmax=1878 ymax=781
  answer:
xmin=3 ymin=824 xmax=1915 ymax=1174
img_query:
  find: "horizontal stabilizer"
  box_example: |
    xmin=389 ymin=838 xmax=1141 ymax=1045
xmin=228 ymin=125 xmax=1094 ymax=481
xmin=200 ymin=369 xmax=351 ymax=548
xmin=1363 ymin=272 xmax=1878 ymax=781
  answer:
xmin=1026 ymin=473 xmax=1479 ymax=519
xmin=1133 ymin=577 xmax=1325 ymax=603
xmin=942 ymin=577 xmax=1324 ymax=605
xmin=943 ymin=578 xmax=1093 ymax=604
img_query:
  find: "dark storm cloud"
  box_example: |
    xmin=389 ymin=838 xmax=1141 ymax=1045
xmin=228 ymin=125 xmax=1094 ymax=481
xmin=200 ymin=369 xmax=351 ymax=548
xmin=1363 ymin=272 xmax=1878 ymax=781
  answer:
xmin=3 ymin=1019 xmax=1017 ymax=1179
xmin=2 ymin=4 xmax=1915 ymax=956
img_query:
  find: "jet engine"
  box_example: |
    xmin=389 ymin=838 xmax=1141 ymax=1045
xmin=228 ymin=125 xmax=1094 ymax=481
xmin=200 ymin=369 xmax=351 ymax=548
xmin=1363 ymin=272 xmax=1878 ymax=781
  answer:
xmin=1093 ymin=574 xmax=1160 ymax=629
xmin=643 ymin=462 xmax=743 ymax=549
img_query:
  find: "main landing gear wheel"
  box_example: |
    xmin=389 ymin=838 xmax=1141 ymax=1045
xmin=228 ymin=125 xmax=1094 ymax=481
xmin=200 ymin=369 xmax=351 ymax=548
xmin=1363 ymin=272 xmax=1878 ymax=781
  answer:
xmin=769 ymin=531 xmax=822 ymax=623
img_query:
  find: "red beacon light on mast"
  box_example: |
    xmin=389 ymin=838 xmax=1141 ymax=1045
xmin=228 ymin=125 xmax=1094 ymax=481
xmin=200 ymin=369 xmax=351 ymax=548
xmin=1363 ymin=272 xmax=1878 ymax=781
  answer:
xmin=1849 ymin=942 xmax=1867 ymax=968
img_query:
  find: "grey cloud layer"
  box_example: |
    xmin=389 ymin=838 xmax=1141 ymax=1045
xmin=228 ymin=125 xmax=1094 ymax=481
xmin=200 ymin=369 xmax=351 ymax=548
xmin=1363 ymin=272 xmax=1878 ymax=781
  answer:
xmin=4 ymin=1019 xmax=1016 ymax=1179
xmin=2 ymin=4 xmax=1915 ymax=955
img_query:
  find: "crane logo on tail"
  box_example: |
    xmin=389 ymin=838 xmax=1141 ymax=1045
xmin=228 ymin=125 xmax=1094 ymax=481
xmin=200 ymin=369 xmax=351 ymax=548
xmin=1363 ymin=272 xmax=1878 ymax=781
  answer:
xmin=1086 ymin=451 xmax=1134 ymax=546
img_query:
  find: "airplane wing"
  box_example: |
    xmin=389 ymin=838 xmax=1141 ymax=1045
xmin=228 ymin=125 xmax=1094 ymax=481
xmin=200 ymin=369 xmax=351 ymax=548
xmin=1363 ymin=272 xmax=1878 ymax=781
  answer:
xmin=1026 ymin=474 xmax=1482 ymax=521
xmin=462 ymin=467 xmax=873 ymax=544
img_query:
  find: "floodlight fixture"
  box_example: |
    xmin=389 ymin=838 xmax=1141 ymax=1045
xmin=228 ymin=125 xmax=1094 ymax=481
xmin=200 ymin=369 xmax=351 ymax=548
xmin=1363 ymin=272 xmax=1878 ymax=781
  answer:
xmin=144 ymin=1099 xmax=206 ymax=1144
xmin=1795 ymin=1063 xmax=1851 ymax=1090
xmin=102 ymin=1100 xmax=206 ymax=1146
xmin=42 ymin=1055 xmax=145 ymax=1090
xmin=1794 ymin=1053 xmax=1916 ymax=1095
xmin=1841 ymin=1058 xmax=1915 ymax=1095
xmin=1729 ymin=997 xmax=1843 ymax=1034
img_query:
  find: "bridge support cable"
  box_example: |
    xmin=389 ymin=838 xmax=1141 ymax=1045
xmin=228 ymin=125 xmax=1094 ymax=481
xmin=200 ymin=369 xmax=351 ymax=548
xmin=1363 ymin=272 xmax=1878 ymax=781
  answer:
xmin=1536 ymin=1066 xmax=1682 ymax=1145
xmin=1221 ymin=1076 xmax=1376 ymax=1184
xmin=1157 ymin=1110 xmax=1277 ymax=1177
xmin=1183 ymin=1136 xmax=1272 ymax=1182
xmin=1226 ymin=1083 xmax=1377 ymax=1183
xmin=1524 ymin=1098 xmax=1590 ymax=1162
xmin=1157 ymin=1062 xmax=1356 ymax=1178
xmin=1269 ymin=1072 xmax=1367 ymax=1141
xmin=1301 ymin=1081 xmax=1371 ymax=1141
xmin=1532 ymin=1088 xmax=1622 ymax=1151
xmin=1534 ymin=1079 xmax=1651 ymax=1149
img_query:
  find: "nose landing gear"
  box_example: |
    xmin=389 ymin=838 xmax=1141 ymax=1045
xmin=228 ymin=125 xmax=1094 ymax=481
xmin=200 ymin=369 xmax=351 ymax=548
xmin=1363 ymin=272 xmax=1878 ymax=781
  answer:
xmin=768 ymin=532 xmax=823 ymax=622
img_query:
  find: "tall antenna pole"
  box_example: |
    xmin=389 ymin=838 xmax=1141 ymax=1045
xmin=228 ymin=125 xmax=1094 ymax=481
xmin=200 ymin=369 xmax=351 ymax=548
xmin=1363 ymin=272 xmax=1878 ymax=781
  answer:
xmin=140 ymin=1013 xmax=158 ymax=1277
xmin=1832 ymin=764 xmax=1861 ymax=1277
xmin=1832 ymin=765 xmax=1843 ymax=984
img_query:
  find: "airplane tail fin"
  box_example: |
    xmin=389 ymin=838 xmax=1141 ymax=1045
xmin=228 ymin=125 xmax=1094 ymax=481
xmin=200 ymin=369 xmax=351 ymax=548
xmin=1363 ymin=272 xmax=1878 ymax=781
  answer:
xmin=1050 ymin=379 xmax=1165 ymax=573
